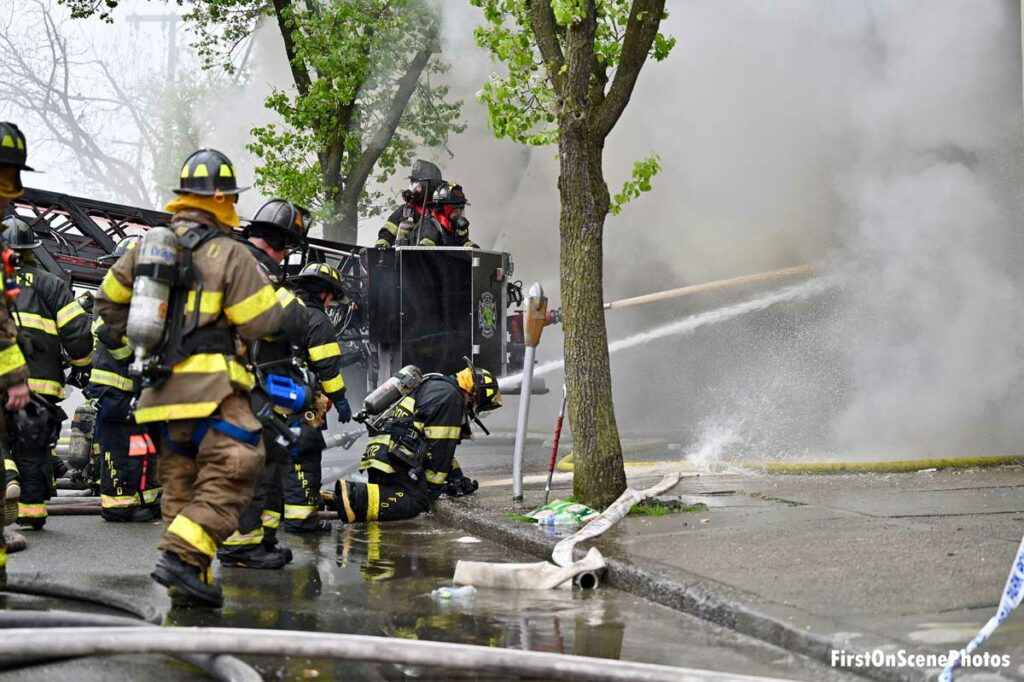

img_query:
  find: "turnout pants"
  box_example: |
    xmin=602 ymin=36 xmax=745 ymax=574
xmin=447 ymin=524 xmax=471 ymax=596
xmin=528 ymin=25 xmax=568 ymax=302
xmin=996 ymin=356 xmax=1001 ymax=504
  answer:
xmin=98 ymin=393 xmax=160 ymax=521
xmin=157 ymin=393 xmax=264 ymax=570
xmin=334 ymin=469 xmax=431 ymax=523
xmin=222 ymin=434 xmax=286 ymax=553
xmin=283 ymin=423 xmax=326 ymax=533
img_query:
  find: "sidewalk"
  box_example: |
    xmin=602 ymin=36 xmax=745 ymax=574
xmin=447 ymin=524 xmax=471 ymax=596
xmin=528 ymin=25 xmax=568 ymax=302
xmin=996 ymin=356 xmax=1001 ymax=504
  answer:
xmin=435 ymin=462 xmax=1024 ymax=682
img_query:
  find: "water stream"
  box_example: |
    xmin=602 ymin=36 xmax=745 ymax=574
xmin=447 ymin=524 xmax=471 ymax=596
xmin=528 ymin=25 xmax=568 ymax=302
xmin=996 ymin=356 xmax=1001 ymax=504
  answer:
xmin=499 ymin=277 xmax=835 ymax=390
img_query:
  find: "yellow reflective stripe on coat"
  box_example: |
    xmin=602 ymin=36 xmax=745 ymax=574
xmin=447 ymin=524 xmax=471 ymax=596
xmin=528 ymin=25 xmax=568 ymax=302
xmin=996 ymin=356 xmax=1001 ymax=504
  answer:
xmin=222 ymin=528 xmax=264 ymax=546
xmin=56 ymin=300 xmax=87 ymax=329
xmin=185 ymin=290 xmax=224 ymax=315
xmin=276 ymin=288 xmax=296 ymax=307
xmin=69 ymin=352 xmax=93 ymax=367
xmin=0 ymin=545 xmax=7 ymax=568
xmin=0 ymin=343 xmax=26 ymax=376
xmin=109 ymin=344 xmax=132 ymax=361
xmin=261 ymin=509 xmax=281 ymax=529
xmin=101 ymin=494 xmax=138 ymax=508
xmin=224 ymin=284 xmax=278 ymax=326
xmin=14 ymin=312 xmax=57 ymax=335
xmin=284 ymin=504 xmax=316 ymax=520
xmin=28 ymin=378 xmax=63 ymax=398
xmin=382 ymin=221 xmax=399 ymax=236
xmin=419 ymin=238 xmax=436 ymax=246
xmin=171 ymin=353 xmax=254 ymax=391
xmin=397 ymin=396 xmax=416 ymax=412
xmin=168 ymin=514 xmax=217 ymax=558
xmin=425 ymin=469 xmax=448 ymax=485
xmin=134 ymin=401 xmax=220 ymax=423
xmin=91 ymin=368 xmax=134 ymax=392
xmin=308 ymin=342 xmax=341 ymax=361
xmin=366 ymin=483 xmax=380 ymax=522
xmin=321 ymin=374 xmax=345 ymax=393
xmin=359 ymin=458 xmax=396 ymax=475
xmin=100 ymin=270 xmax=132 ymax=304
xmin=424 ymin=425 xmax=461 ymax=440
xmin=4 ymin=458 xmax=18 ymax=474
xmin=17 ymin=502 xmax=47 ymax=518
xmin=142 ymin=488 xmax=160 ymax=505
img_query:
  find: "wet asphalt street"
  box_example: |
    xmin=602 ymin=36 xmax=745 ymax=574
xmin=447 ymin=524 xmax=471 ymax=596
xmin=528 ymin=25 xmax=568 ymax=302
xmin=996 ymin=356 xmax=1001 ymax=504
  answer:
xmin=0 ymin=507 xmax=860 ymax=681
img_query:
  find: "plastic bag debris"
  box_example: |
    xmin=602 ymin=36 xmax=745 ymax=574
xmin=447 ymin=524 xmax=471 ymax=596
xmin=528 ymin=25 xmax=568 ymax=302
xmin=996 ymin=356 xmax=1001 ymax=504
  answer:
xmin=527 ymin=499 xmax=599 ymax=525
xmin=431 ymin=585 xmax=477 ymax=601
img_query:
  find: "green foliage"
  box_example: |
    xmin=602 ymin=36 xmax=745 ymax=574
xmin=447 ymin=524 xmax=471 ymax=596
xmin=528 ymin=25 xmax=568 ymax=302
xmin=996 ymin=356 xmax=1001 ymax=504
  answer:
xmin=59 ymin=0 xmax=464 ymax=232
xmin=610 ymin=154 xmax=660 ymax=215
xmin=471 ymin=0 xmax=673 ymax=209
xmin=629 ymin=501 xmax=708 ymax=516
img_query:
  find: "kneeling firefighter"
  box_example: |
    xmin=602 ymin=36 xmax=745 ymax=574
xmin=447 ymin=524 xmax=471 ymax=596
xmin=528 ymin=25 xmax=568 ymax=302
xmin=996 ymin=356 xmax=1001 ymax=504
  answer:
xmin=84 ymin=236 xmax=160 ymax=522
xmin=282 ymin=262 xmax=352 ymax=533
xmin=0 ymin=121 xmax=38 ymax=582
xmin=218 ymin=199 xmax=312 ymax=570
xmin=335 ymin=361 xmax=500 ymax=523
xmin=2 ymin=215 xmax=92 ymax=529
xmin=95 ymin=149 xmax=285 ymax=608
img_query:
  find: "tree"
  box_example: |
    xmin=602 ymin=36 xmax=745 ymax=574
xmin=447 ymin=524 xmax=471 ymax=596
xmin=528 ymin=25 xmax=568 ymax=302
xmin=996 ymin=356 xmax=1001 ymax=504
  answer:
xmin=0 ymin=0 xmax=203 ymax=205
xmin=61 ymin=0 xmax=464 ymax=243
xmin=472 ymin=0 xmax=673 ymax=507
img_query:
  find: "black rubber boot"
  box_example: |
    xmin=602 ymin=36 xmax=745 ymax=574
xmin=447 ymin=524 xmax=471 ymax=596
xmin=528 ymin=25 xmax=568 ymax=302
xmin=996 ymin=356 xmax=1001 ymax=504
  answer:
xmin=263 ymin=541 xmax=293 ymax=564
xmin=217 ymin=544 xmax=287 ymax=570
xmin=151 ymin=552 xmax=224 ymax=608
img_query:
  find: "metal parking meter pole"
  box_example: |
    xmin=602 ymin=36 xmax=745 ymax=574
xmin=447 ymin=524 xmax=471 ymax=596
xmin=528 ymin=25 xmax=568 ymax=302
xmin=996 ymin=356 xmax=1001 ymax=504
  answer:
xmin=512 ymin=282 xmax=547 ymax=502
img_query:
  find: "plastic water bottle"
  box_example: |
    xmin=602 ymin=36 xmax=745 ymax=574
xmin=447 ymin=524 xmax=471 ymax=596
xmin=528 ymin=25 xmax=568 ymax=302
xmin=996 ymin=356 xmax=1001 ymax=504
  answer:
xmin=431 ymin=585 xmax=476 ymax=601
xmin=536 ymin=512 xmax=577 ymax=526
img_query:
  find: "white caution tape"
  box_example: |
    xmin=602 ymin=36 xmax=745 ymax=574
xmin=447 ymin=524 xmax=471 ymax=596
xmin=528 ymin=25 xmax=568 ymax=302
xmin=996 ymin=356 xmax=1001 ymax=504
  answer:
xmin=940 ymin=534 xmax=1024 ymax=681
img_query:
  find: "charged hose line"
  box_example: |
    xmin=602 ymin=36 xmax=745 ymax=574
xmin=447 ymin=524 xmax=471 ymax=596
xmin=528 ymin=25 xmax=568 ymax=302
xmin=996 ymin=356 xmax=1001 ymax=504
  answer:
xmin=0 ymin=626 xmax=790 ymax=682
xmin=4 ymin=576 xmax=161 ymax=624
xmin=0 ymin=611 xmax=258 ymax=682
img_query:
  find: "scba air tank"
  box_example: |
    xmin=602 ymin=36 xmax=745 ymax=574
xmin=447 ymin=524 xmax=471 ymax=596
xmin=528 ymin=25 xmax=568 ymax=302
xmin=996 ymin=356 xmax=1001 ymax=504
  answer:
xmin=363 ymin=365 xmax=423 ymax=416
xmin=126 ymin=226 xmax=178 ymax=359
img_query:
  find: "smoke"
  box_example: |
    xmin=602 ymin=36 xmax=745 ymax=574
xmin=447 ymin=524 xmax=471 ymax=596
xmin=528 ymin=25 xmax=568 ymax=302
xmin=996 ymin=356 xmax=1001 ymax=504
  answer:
xmin=440 ymin=1 xmax=1024 ymax=458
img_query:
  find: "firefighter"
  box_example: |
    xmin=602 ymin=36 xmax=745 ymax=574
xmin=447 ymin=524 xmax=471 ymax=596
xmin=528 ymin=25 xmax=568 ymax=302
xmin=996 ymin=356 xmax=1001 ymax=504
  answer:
xmin=85 ymin=236 xmax=161 ymax=522
xmin=218 ymin=199 xmax=310 ymax=570
xmin=283 ymin=262 xmax=352 ymax=533
xmin=375 ymin=159 xmax=445 ymax=248
xmin=1 ymin=215 xmax=92 ymax=529
xmin=418 ymin=182 xmax=479 ymax=248
xmin=334 ymin=363 xmax=500 ymax=523
xmin=0 ymin=122 xmax=36 ymax=584
xmin=95 ymin=148 xmax=285 ymax=608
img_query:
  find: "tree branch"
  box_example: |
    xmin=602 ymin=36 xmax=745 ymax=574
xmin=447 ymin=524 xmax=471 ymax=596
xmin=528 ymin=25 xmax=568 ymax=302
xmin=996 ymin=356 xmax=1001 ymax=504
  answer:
xmin=527 ymin=0 xmax=566 ymax=94
xmin=271 ymin=0 xmax=311 ymax=97
xmin=341 ymin=41 xmax=435 ymax=204
xmin=593 ymin=0 xmax=666 ymax=141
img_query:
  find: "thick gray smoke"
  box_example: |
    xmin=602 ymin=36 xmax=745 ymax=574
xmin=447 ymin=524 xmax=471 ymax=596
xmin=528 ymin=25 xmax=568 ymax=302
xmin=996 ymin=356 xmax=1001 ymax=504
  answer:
xmin=440 ymin=1 xmax=1024 ymax=459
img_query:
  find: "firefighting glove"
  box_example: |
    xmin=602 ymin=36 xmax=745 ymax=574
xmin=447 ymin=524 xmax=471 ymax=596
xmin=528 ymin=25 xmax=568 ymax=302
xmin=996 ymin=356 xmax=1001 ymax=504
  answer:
xmin=443 ymin=476 xmax=479 ymax=498
xmin=335 ymin=393 xmax=352 ymax=424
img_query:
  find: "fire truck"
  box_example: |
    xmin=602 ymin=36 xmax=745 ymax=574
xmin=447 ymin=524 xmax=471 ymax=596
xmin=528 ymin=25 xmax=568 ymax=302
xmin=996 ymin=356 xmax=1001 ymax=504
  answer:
xmin=9 ymin=188 xmax=530 ymax=398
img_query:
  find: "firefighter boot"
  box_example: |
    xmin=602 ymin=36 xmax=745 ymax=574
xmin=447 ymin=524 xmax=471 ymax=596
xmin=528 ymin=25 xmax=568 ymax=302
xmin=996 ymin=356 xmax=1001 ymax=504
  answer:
xmin=260 ymin=534 xmax=294 ymax=564
xmin=217 ymin=544 xmax=287 ymax=570
xmin=151 ymin=551 xmax=224 ymax=608
xmin=3 ymin=481 xmax=17 ymax=527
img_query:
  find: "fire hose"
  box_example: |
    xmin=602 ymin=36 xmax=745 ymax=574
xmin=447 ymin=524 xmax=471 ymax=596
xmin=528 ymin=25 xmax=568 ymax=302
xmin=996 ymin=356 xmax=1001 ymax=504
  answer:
xmin=0 ymin=578 xmax=258 ymax=681
xmin=0 ymin=626 xmax=790 ymax=682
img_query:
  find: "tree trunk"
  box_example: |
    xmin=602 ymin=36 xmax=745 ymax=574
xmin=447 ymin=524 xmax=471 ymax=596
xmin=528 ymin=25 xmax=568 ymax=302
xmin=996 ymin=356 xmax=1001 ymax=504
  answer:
xmin=325 ymin=189 xmax=359 ymax=244
xmin=559 ymin=110 xmax=626 ymax=508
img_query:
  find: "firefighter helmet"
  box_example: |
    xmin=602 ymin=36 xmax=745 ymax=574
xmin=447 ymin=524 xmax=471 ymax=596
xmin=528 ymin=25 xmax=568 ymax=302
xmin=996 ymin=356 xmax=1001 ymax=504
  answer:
xmin=456 ymin=360 xmax=502 ymax=414
xmin=98 ymin=235 xmax=140 ymax=264
xmin=291 ymin=261 xmax=345 ymax=296
xmin=247 ymin=199 xmax=309 ymax=247
xmin=174 ymin=149 xmax=248 ymax=196
xmin=433 ymin=182 xmax=469 ymax=207
xmin=0 ymin=122 xmax=33 ymax=171
xmin=1 ymin=216 xmax=40 ymax=250
xmin=409 ymin=159 xmax=442 ymax=184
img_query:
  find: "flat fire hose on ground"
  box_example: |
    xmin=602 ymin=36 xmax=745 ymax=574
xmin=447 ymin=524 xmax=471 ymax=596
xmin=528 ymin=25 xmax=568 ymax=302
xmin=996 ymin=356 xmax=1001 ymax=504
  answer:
xmin=453 ymin=473 xmax=682 ymax=590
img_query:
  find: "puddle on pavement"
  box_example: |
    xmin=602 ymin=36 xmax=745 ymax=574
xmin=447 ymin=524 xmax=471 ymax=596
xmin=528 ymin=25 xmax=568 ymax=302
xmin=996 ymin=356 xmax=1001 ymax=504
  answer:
xmin=157 ymin=518 xmax=855 ymax=681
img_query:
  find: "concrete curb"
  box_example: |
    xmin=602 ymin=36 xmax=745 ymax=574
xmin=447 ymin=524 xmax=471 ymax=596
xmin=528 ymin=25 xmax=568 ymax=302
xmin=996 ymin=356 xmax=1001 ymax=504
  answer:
xmin=434 ymin=498 xmax=929 ymax=682
xmin=726 ymin=455 xmax=1023 ymax=475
